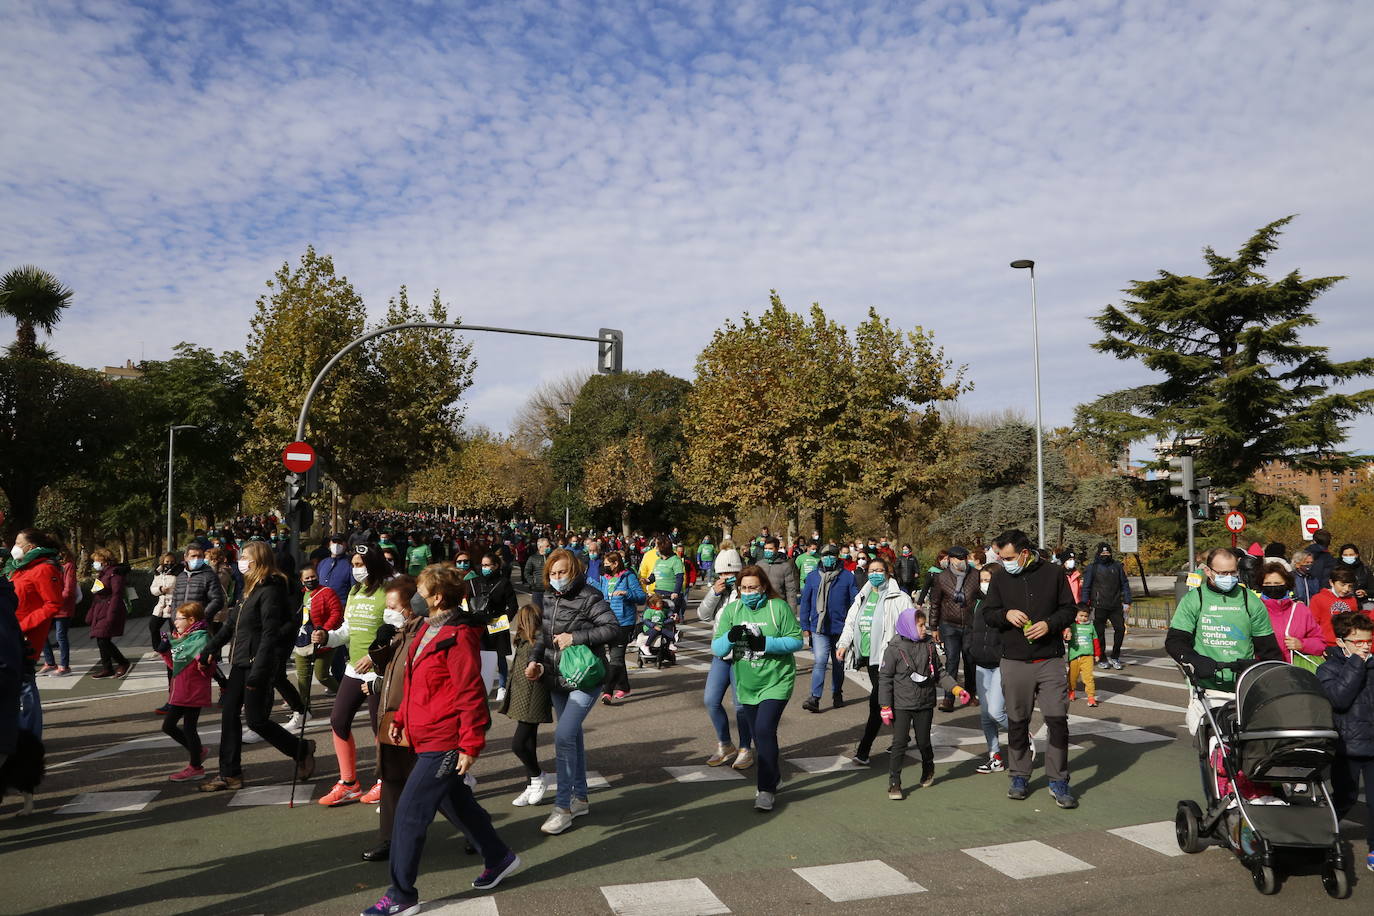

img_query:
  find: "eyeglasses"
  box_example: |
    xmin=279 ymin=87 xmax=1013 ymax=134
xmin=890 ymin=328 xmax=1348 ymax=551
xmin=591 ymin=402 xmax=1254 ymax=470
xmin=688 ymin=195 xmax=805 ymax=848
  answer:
xmin=1345 ymin=638 xmax=1373 ymax=648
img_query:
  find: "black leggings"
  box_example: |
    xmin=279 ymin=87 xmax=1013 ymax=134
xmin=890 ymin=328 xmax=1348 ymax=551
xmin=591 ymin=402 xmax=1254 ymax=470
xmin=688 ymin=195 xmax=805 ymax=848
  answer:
xmin=603 ymin=625 xmax=635 ymax=695
xmin=330 ymin=674 xmax=380 ymax=740
xmin=888 ymin=707 xmax=935 ymax=780
xmin=1094 ymin=607 xmax=1126 ymax=661
xmin=162 ymin=705 xmax=203 ymax=767
xmin=273 ymin=661 xmax=305 ymax=715
xmin=511 ymin=721 xmax=544 ymax=778
xmin=96 ymin=637 xmax=128 ymax=672
xmin=856 ymin=665 xmax=882 ymax=759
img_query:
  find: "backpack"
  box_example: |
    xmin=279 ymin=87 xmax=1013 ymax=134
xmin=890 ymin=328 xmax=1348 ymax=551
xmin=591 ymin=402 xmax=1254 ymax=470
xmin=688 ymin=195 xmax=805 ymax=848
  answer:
xmin=557 ymin=643 xmax=605 ymax=691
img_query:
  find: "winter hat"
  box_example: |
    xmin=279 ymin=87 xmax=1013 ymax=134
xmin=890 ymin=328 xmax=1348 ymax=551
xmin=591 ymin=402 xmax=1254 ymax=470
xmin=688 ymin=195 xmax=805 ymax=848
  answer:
xmin=821 ymin=544 xmax=841 ymax=557
xmin=714 ymin=549 xmax=744 ymax=574
xmin=1246 ymin=542 xmax=1265 ymax=558
xmin=946 ymin=546 xmax=970 ymax=559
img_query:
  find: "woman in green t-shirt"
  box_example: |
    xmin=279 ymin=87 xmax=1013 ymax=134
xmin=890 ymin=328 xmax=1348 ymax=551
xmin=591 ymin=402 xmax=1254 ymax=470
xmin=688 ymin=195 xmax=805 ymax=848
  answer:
xmin=711 ymin=565 xmax=804 ymax=812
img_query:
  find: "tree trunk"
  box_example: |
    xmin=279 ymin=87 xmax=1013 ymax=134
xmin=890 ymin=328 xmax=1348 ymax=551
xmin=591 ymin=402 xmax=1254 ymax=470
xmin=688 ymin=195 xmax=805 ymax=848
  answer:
xmin=811 ymin=507 xmax=825 ymax=542
xmin=620 ymin=505 xmax=631 ymax=538
xmin=786 ymin=508 xmax=798 ymax=549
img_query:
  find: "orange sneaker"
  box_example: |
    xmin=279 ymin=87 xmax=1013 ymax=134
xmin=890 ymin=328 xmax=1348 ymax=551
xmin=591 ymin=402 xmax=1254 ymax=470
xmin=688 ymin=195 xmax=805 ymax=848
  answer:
xmin=1087 ymin=697 xmax=1099 ymax=707
xmin=318 ymin=780 xmax=362 ymax=807
xmin=1068 ymin=690 xmax=1076 ymax=701
xmin=360 ymin=780 xmax=383 ymax=805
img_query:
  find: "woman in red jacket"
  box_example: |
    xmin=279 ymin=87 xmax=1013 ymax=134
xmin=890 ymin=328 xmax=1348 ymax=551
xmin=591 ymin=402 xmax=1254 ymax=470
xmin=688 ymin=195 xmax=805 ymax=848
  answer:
xmin=362 ymin=566 xmax=520 ymax=916
xmin=4 ymin=528 xmax=65 ymax=737
xmin=86 ymin=548 xmax=130 ymax=678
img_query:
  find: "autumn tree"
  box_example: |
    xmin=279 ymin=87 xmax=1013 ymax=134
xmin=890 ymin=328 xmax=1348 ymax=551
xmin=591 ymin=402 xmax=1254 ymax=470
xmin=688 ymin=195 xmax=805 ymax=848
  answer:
xmin=511 ymin=371 xmax=590 ymax=453
xmin=582 ymin=433 xmax=657 ymax=535
xmin=1079 ymin=216 xmax=1374 ymax=488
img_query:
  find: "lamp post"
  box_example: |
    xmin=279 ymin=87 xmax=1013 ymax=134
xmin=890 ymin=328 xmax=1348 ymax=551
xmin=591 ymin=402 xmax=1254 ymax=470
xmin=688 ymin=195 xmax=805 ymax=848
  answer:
xmin=166 ymin=425 xmax=199 ymax=552
xmin=561 ymin=401 xmax=573 ymax=533
xmin=1010 ymin=259 xmax=1046 ymax=549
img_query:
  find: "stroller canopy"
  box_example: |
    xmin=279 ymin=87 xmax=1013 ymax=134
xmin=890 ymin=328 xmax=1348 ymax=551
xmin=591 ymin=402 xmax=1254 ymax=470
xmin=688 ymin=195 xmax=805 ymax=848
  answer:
xmin=1233 ymin=661 xmax=1338 ymax=781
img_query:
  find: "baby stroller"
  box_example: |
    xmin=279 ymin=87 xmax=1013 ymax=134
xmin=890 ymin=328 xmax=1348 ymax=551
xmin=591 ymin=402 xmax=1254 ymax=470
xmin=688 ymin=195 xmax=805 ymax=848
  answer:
xmin=1174 ymin=659 xmax=1350 ymax=898
xmin=636 ymin=614 xmax=678 ymax=669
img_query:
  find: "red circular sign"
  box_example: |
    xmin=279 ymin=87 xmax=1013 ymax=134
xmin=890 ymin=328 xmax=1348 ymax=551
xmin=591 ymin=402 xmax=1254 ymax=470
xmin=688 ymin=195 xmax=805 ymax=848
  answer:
xmin=1224 ymin=511 xmax=1246 ymax=533
xmin=1304 ymin=516 xmax=1321 ymax=535
xmin=282 ymin=441 xmax=316 ymax=472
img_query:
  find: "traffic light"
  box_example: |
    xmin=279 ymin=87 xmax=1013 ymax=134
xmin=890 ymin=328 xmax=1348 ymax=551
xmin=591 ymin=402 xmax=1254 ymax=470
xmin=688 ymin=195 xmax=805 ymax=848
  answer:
xmin=1193 ymin=476 xmax=1212 ymax=519
xmin=1168 ymin=456 xmax=1195 ymax=505
xmin=285 ymin=468 xmax=321 ymax=530
xmin=1213 ymin=490 xmax=1234 ymax=515
xmin=598 ymin=327 xmax=623 ymax=374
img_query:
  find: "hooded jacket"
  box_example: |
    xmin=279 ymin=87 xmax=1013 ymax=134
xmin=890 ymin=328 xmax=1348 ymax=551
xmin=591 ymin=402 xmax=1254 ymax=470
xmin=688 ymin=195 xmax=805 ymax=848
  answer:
xmin=836 ymin=576 xmax=912 ymax=668
xmin=6 ymin=551 xmax=64 ymax=660
xmin=1316 ymin=646 xmax=1374 ymax=757
xmin=393 ymin=617 xmax=490 ymax=755
xmin=980 ymin=556 xmax=1078 ymax=662
xmin=86 ymin=563 xmax=130 ymax=639
xmin=594 ymin=568 xmax=648 ymax=627
xmin=1080 ymin=543 xmax=1132 ymax=609
xmin=879 ymin=618 xmax=958 ymax=711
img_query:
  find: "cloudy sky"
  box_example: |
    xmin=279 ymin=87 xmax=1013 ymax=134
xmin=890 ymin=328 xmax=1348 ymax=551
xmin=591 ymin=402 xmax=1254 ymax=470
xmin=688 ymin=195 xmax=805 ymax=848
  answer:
xmin=5 ymin=0 xmax=1373 ymax=453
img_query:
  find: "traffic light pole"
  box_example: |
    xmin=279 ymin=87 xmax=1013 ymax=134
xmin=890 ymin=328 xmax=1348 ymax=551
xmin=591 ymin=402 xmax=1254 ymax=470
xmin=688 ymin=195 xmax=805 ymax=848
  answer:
xmin=286 ymin=322 xmax=622 ymax=564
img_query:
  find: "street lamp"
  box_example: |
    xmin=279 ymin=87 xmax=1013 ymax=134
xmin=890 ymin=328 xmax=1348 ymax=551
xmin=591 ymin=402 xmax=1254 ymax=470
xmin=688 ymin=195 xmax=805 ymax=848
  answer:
xmin=167 ymin=424 xmax=199 ymax=552
xmin=1010 ymin=259 xmax=1046 ymax=549
xmin=560 ymin=401 xmax=573 ymax=532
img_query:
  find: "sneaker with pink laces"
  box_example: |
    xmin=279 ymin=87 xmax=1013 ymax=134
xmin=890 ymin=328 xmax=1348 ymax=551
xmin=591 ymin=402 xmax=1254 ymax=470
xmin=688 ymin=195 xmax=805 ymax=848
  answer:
xmin=170 ymin=765 xmax=206 ymax=782
xmin=360 ymin=779 xmax=383 ymax=805
xmin=318 ymin=780 xmax=362 ymax=807
xmin=613 ymin=690 xmax=629 ymax=700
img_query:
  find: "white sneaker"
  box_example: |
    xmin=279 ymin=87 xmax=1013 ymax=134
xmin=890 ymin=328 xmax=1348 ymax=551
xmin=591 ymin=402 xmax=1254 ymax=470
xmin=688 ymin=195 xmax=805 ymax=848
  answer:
xmin=284 ymin=712 xmax=309 ymax=731
xmin=570 ymin=796 xmax=590 ymax=818
xmin=754 ymin=791 xmax=775 ymax=811
xmin=732 ymin=748 xmax=755 ymax=770
xmin=513 ymin=774 xmax=548 ymax=807
xmin=242 ymin=728 xmax=263 ymax=744
xmin=541 ymin=807 xmax=574 ymax=835
xmin=494 ymin=686 xmax=507 ymax=703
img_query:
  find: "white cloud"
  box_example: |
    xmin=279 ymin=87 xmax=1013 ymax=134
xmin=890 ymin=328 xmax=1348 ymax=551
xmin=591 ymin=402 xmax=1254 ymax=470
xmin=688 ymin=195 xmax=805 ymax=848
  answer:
xmin=2 ymin=0 xmax=1373 ymax=457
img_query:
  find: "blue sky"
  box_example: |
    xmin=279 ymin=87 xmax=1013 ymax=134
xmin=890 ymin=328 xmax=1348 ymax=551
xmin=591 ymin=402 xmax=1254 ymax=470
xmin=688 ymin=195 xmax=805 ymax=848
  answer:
xmin=4 ymin=0 xmax=1374 ymax=452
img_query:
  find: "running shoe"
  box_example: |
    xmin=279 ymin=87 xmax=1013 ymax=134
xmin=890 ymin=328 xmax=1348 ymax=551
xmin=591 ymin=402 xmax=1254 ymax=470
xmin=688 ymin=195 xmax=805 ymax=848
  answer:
xmin=1007 ymin=776 xmax=1029 ymax=800
xmin=732 ymin=748 xmax=756 ymax=770
xmin=360 ymin=894 xmax=419 ymax=916
xmin=360 ymin=780 xmax=383 ymax=806
xmin=471 ymin=850 xmax=520 ymax=890
xmin=169 ymin=765 xmax=205 ymax=782
xmin=1048 ymin=779 xmax=1079 ymax=809
xmin=319 ymin=780 xmax=362 ymax=807
xmin=976 ymin=753 xmax=1005 ymax=774
xmin=1108 ymin=658 xmax=1123 ymax=670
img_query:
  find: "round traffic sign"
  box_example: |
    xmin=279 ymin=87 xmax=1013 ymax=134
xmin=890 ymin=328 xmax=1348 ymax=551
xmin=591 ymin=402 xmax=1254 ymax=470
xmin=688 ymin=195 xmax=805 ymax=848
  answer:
xmin=1304 ymin=515 xmax=1321 ymax=535
xmin=282 ymin=441 xmax=316 ymax=473
xmin=1224 ymin=511 xmax=1247 ymax=533
xmin=1122 ymin=523 xmax=1134 ymax=536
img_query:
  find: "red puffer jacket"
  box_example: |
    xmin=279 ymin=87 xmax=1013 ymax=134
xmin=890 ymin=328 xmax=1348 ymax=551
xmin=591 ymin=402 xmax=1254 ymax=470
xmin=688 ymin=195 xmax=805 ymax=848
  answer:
xmin=11 ymin=558 xmax=64 ymax=660
xmin=393 ymin=621 xmax=490 ymax=756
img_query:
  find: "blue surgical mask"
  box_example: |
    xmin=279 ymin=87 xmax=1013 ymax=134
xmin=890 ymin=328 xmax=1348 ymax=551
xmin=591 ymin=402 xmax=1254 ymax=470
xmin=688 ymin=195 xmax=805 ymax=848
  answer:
xmin=456 ymin=561 xmax=470 ymax=570
xmin=868 ymin=572 xmax=887 ymax=588
xmin=741 ymin=592 xmax=767 ymax=610
xmin=1343 ymin=556 xmax=1358 ymax=565
xmin=1001 ymin=557 xmax=1022 ymax=575
xmin=821 ymin=556 xmax=838 ymax=569
xmin=725 ymin=575 xmax=737 ymax=588
xmin=480 ymin=567 xmax=495 ymax=577
xmin=1214 ymin=574 xmax=1239 ymax=592
xmin=550 ymin=576 xmax=573 ymax=593
xmin=187 ymin=558 xmax=205 ymax=571
xmin=763 ymin=549 xmax=775 ymax=560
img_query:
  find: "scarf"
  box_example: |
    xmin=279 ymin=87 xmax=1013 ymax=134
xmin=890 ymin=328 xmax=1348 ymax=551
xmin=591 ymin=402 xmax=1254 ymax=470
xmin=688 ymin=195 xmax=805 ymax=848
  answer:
xmin=816 ymin=567 xmax=838 ymax=629
xmin=895 ymin=607 xmax=922 ymax=641
xmin=170 ymin=625 xmax=209 ymax=676
xmin=2 ymin=546 xmax=60 ymax=578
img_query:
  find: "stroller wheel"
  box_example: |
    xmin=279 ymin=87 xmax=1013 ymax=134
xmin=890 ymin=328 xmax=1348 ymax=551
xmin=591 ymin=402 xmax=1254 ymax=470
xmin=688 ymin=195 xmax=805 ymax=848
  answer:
xmin=1322 ymin=864 xmax=1351 ymax=899
xmin=1174 ymin=801 xmax=1205 ymax=854
xmin=1250 ymin=863 xmax=1279 ymax=896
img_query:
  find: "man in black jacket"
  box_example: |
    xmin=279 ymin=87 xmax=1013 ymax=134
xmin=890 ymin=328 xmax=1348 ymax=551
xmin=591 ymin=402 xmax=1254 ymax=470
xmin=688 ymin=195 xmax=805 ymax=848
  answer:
xmin=1081 ymin=541 xmax=1131 ymax=670
xmin=982 ymin=529 xmax=1079 ymax=809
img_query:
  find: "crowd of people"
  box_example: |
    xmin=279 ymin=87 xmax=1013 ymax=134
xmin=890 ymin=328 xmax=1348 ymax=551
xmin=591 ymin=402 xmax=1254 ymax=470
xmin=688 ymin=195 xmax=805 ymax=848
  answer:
xmin=3 ymin=512 xmax=1373 ymax=915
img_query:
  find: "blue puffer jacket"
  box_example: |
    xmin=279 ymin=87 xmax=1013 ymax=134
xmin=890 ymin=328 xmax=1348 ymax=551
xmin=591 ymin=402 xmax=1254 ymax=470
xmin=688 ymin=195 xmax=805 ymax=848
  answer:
xmin=1316 ymin=646 xmax=1374 ymax=757
xmin=593 ymin=569 xmax=648 ymax=627
xmin=799 ymin=566 xmax=859 ymax=637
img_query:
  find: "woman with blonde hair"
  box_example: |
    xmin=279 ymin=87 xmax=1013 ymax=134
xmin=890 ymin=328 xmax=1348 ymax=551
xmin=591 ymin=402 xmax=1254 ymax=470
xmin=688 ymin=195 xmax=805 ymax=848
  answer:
xmin=200 ymin=540 xmax=316 ymax=791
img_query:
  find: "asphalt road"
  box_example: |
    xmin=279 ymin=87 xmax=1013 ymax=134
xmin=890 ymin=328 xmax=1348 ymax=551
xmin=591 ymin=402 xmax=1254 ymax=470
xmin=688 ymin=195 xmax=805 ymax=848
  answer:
xmin=4 ymin=592 xmax=1369 ymax=915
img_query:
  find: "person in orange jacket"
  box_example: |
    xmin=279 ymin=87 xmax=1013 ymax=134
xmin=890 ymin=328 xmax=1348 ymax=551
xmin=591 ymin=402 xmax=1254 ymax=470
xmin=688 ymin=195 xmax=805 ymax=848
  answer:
xmin=4 ymin=528 xmax=65 ymax=737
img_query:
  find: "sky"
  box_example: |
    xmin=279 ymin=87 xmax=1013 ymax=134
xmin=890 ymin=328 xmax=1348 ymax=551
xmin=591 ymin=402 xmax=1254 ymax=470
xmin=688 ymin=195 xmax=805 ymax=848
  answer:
xmin=4 ymin=0 xmax=1374 ymax=453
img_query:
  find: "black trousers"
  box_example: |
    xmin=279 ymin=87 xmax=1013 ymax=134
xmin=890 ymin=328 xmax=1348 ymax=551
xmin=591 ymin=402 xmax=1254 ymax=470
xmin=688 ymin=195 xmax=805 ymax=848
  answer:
xmin=888 ymin=707 xmax=935 ymax=781
xmin=96 ymin=637 xmax=128 ymax=672
xmin=511 ymin=720 xmax=544 ymax=778
xmin=163 ymin=705 xmax=203 ymax=767
xmin=856 ymin=665 xmax=882 ymax=759
xmin=603 ymin=624 xmax=635 ymax=695
xmin=218 ymin=665 xmax=308 ymax=777
xmin=1094 ymin=606 xmax=1126 ymax=661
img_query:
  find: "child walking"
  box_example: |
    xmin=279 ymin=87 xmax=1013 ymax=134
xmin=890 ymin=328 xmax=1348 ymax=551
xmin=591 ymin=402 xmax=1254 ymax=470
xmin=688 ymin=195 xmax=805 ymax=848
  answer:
xmin=879 ymin=608 xmax=968 ymax=799
xmin=1317 ymin=611 xmax=1374 ymax=873
xmin=505 ymin=603 xmax=553 ymax=806
xmin=159 ymin=602 xmax=213 ymax=781
xmin=1065 ymin=608 xmax=1100 ymax=707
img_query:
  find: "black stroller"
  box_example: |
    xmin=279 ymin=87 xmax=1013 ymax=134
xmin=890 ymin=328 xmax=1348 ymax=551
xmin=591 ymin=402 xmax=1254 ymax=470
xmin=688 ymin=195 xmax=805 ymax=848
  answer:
xmin=1175 ymin=659 xmax=1350 ymax=898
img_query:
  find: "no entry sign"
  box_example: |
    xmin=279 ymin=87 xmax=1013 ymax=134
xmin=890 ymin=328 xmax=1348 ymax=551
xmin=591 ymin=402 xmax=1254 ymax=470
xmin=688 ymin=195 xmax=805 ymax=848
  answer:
xmin=282 ymin=441 xmax=316 ymax=473
xmin=1299 ymin=504 xmax=1323 ymax=540
xmin=1224 ymin=511 xmax=1247 ymax=533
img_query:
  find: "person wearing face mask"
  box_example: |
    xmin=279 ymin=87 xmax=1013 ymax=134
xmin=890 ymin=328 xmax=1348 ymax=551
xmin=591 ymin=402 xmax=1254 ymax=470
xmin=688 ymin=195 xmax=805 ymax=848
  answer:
xmin=799 ymin=544 xmax=859 ymax=712
xmin=981 ymin=529 xmax=1081 ymax=808
xmin=523 ymin=538 xmax=551 ymax=612
xmin=836 ymin=557 xmax=914 ymax=766
xmin=314 ymin=545 xmax=393 ymax=806
xmin=5 ymin=529 xmax=66 ymax=737
xmin=1336 ymin=544 xmax=1372 ymax=609
xmin=752 ymin=538 xmax=800 ymax=618
xmin=593 ymin=550 xmax=647 ymax=703
xmin=1081 ymin=542 xmax=1132 ymax=671
xmin=696 ymin=536 xmax=717 ymax=582
xmin=794 ymin=542 xmax=822 ymax=585
xmin=698 ymin=548 xmax=755 ymax=768
xmin=711 ymin=566 xmax=803 ymax=812
xmin=294 ymin=562 xmax=344 ymax=726
xmin=1256 ymin=562 xmax=1325 ymax=665
xmin=465 ymin=552 xmax=518 ymax=703
xmin=928 ymin=546 xmax=981 ymax=712
xmin=1310 ymin=568 xmax=1362 ymax=648
xmin=148 ymin=552 xmax=183 ymax=713
xmin=1291 ymin=549 xmax=1321 ymax=605
xmin=967 ymin=564 xmax=1009 ymax=773
xmin=1315 ymin=611 xmax=1374 ymax=875
xmin=895 ymin=545 xmax=919 ymax=597
xmin=1166 ymin=546 xmax=1283 ymax=742
xmin=85 ymin=548 xmax=131 ymax=679
xmin=1055 ymin=550 xmax=1081 ymax=603
xmin=1306 ymin=528 xmax=1338 ymax=590
xmin=526 ymin=549 xmax=618 ymax=835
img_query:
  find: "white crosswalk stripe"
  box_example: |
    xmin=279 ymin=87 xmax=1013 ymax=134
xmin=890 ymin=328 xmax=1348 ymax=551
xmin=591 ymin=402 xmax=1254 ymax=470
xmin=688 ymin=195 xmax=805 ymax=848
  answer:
xmin=1108 ymin=821 xmax=1189 ymax=857
xmin=793 ymin=859 xmax=926 ymax=901
xmin=601 ymin=877 xmax=730 ymax=916
xmin=962 ymin=839 xmax=1095 ymax=879
xmin=664 ymin=765 xmax=746 ymax=782
xmin=57 ymin=790 xmax=160 ymax=814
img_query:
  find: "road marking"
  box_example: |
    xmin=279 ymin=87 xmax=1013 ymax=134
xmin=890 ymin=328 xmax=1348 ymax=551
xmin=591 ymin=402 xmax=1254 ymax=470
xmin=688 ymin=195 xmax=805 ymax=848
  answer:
xmin=1097 ymin=691 xmax=1187 ymax=713
xmin=664 ymin=765 xmax=746 ymax=783
xmin=49 ymin=733 xmax=186 ymax=770
xmin=1094 ymin=671 xmax=1190 ymax=691
xmin=601 ymin=877 xmax=730 ymax=916
xmin=36 ymin=672 xmax=83 ymax=691
xmin=57 ymin=790 xmax=160 ymax=814
xmin=915 ymin=746 xmax=980 ymax=763
xmin=788 ymin=755 xmax=867 ymax=774
xmin=1108 ymin=821 xmax=1186 ymax=856
xmin=794 ymin=859 xmax=926 ymax=902
xmin=120 ymin=652 xmax=169 ymax=692
xmin=228 ymin=784 xmax=313 ymax=806
xmin=1061 ymin=715 xmax=1174 ymax=744
xmin=962 ymin=839 xmax=1094 ymax=879
xmin=424 ymin=899 xmax=499 ymax=916
xmin=548 ymin=770 xmax=610 ymax=790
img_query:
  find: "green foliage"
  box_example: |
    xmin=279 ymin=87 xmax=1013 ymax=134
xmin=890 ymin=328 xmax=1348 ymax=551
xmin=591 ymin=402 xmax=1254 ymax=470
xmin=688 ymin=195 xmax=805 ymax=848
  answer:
xmin=0 ymin=265 xmax=74 ymax=358
xmin=1079 ymin=217 xmax=1374 ymax=487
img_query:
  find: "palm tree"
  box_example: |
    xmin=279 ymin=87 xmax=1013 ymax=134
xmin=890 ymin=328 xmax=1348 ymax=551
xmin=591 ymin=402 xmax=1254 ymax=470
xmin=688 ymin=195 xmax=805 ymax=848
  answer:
xmin=0 ymin=265 xmax=74 ymax=358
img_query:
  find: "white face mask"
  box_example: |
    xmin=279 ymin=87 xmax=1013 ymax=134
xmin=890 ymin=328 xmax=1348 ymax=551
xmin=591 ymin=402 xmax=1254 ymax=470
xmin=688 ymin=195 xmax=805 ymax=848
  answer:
xmin=330 ymin=543 xmax=345 ymax=557
xmin=352 ymin=566 xmax=368 ymax=583
xmin=383 ymin=609 xmax=406 ymax=628
xmin=9 ymin=544 xmax=23 ymax=561
xmin=92 ymin=561 xmax=104 ymax=572
xmin=237 ymin=559 xmax=251 ymax=574
xmin=1065 ymin=559 xmax=1076 ymax=570
xmin=979 ymin=581 xmax=990 ymax=595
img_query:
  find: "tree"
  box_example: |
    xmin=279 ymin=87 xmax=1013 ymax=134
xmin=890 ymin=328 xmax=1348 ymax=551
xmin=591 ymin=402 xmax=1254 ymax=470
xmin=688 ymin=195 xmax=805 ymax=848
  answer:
xmin=1079 ymin=217 xmax=1374 ymax=487
xmin=583 ymin=433 xmax=657 ymax=535
xmin=0 ymin=356 xmax=126 ymax=537
xmin=409 ymin=431 xmax=549 ymax=517
xmin=0 ymin=266 xmax=73 ymax=359
xmin=511 ymin=371 xmax=590 ymax=454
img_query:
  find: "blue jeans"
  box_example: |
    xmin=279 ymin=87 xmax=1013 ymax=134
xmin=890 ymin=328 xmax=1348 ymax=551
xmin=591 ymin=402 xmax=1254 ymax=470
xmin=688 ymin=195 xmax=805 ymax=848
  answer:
xmin=739 ymin=699 xmax=786 ymax=792
xmin=975 ymin=666 xmax=1008 ymax=756
xmin=703 ymin=656 xmax=752 ymax=749
xmin=388 ymin=750 xmax=512 ymax=905
xmin=19 ymin=675 xmax=42 ymax=739
xmin=939 ymin=623 xmax=970 ymax=703
xmin=42 ymin=619 xmax=70 ymax=668
xmin=807 ymin=630 xmax=845 ymax=698
xmin=550 ymin=688 xmax=597 ymax=809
